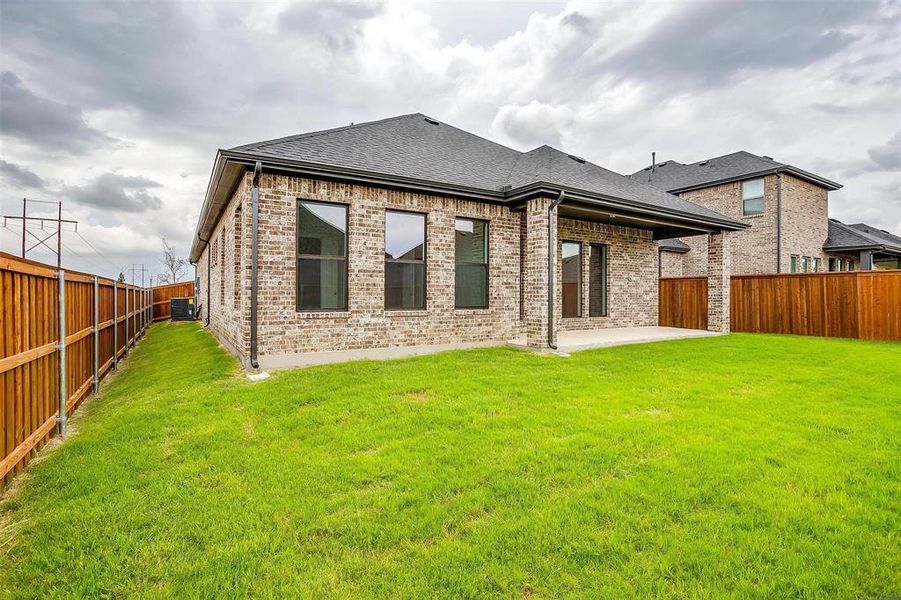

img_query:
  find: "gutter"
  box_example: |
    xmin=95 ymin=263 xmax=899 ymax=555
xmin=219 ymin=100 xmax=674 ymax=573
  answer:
xmin=547 ymin=191 xmax=565 ymax=350
xmin=506 ymin=183 xmax=748 ymax=231
xmin=250 ymin=161 xmax=261 ymax=369
xmin=222 ymin=150 xmax=508 ymax=202
xmin=193 ymin=154 xmax=748 ymax=261
xmin=667 ymin=166 xmax=842 ymax=195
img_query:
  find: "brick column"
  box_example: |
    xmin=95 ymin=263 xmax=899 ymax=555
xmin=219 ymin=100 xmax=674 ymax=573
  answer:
xmin=707 ymin=231 xmax=731 ymax=333
xmin=523 ymin=197 xmax=553 ymax=348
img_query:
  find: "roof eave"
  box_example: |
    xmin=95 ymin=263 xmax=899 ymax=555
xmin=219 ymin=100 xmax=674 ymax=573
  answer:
xmin=505 ymin=181 xmax=749 ymax=232
xmin=221 ymin=149 xmax=508 ymax=202
xmin=824 ymin=243 xmax=901 ymax=254
xmin=191 ymin=152 xmax=748 ymax=262
xmin=667 ymin=166 xmax=842 ymax=194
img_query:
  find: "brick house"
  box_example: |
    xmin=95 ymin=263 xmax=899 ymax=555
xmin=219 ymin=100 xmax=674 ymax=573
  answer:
xmin=824 ymin=219 xmax=901 ymax=270
xmin=629 ymin=151 xmax=865 ymax=276
xmin=190 ymin=114 xmax=745 ymax=369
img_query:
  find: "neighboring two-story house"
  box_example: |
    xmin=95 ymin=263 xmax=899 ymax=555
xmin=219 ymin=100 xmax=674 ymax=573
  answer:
xmin=631 ymin=151 xmax=849 ymax=276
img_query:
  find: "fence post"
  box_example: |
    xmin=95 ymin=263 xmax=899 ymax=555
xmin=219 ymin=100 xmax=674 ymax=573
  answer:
xmin=93 ymin=276 xmax=99 ymax=393
xmin=124 ymin=285 xmax=129 ymax=357
xmin=57 ymin=269 xmax=67 ymax=435
xmin=113 ymin=283 xmax=118 ymax=370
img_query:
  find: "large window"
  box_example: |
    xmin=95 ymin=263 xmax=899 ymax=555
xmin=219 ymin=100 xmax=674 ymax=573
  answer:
xmin=790 ymin=254 xmax=799 ymax=273
xmin=561 ymin=241 xmax=581 ymax=318
xmin=455 ymin=218 xmax=488 ymax=308
xmin=589 ymin=243 xmax=607 ymax=317
xmin=385 ymin=211 xmax=426 ymax=309
xmin=742 ymin=178 xmax=765 ymax=216
xmin=296 ymin=200 xmax=348 ymax=311
xmin=813 ymin=257 xmax=821 ymax=273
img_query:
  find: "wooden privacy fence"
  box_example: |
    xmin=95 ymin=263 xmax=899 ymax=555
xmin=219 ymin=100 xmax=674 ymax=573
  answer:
xmin=659 ymin=277 xmax=708 ymax=330
xmin=731 ymin=270 xmax=901 ymax=340
xmin=659 ymin=270 xmax=901 ymax=341
xmin=152 ymin=280 xmax=195 ymax=321
xmin=1 ymin=252 xmax=152 ymax=485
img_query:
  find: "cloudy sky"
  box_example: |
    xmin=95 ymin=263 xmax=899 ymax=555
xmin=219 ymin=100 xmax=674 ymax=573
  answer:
xmin=1 ymin=0 xmax=899 ymax=280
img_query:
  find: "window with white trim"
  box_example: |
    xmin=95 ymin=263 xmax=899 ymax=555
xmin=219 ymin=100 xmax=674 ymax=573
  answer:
xmin=742 ymin=178 xmax=765 ymax=216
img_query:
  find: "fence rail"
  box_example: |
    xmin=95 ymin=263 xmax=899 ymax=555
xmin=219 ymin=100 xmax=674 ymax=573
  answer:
xmin=152 ymin=281 xmax=195 ymax=321
xmin=659 ymin=270 xmax=901 ymax=341
xmin=1 ymin=252 xmax=151 ymax=485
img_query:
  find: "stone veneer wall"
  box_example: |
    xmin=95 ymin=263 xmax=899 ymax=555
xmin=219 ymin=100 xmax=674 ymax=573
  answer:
xmin=556 ymin=218 xmax=658 ymax=332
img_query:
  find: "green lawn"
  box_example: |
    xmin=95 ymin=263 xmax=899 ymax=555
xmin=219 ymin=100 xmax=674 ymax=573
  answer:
xmin=1 ymin=324 xmax=899 ymax=598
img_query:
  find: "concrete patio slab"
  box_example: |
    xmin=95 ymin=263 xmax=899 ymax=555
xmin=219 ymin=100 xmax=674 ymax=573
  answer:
xmin=508 ymin=326 xmax=719 ymax=353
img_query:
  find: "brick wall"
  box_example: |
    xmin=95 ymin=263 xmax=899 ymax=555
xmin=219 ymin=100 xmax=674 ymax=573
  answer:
xmin=200 ymin=172 xmax=665 ymax=363
xmin=779 ymin=174 xmax=829 ymax=272
xmin=659 ymin=251 xmax=685 ymax=277
xmin=198 ymin=174 xmax=250 ymax=358
xmin=679 ymin=175 xmax=778 ymax=276
xmin=253 ymin=174 xmax=524 ymax=359
xmin=674 ymin=174 xmax=830 ymax=275
xmin=556 ymin=218 xmax=658 ymax=331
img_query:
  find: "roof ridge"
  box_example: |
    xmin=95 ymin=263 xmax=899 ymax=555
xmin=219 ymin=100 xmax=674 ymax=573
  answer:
xmin=229 ymin=113 xmax=425 ymax=152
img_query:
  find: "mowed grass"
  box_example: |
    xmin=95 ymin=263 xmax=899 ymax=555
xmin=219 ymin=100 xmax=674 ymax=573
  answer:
xmin=1 ymin=324 xmax=900 ymax=598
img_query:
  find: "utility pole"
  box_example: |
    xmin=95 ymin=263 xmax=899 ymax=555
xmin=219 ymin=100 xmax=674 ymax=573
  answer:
xmin=3 ymin=199 xmax=77 ymax=268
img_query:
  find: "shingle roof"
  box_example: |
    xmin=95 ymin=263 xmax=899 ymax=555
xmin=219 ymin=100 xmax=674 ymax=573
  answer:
xmin=629 ymin=150 xmax=841 ymax=192
xmin=825 ymin=219 xmax=901 ymax=252
xmin=657 ymin=238 xmax=690 ymax=253
xmin=232 ymin=113 xmax=523 ymax=192
xmin=227 ymin=113 xmax=738 ymax=225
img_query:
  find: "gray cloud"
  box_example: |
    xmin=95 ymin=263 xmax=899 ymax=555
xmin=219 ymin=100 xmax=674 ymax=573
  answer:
xmin=278 ymin=1 xmax=384 ymax=53
xmin=493 ymin=102 xmax=574 ymax=149
xmin=599 ymin=1 xmax=878 ymax=89
xmin=868 ymin=131 xmax=901 ymax=171
xmin=1 ymin=0 xmax=899 ymax=277
xmin=0 ymin=160 xmax=45 ymax=189
xmin=64 ymin=173 xmax=164 ymax=213
xmin=0 ymin=72 xmax=118 ymax=153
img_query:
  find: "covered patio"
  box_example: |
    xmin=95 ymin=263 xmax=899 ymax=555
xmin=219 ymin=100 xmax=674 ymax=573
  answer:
xmin=508 ymin=325 xmax=719 ymax=353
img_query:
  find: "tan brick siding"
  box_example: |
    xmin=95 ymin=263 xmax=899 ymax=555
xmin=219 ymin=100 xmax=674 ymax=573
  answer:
xmin=254 ymin=174 xmax=524 ymax=358
xmin=659 ymin=251 xmax=685 ymax=277
xmin=674 ymin=174 xmax=830 ymax=275
xmin=779 ymin=175 xmax=829 ymax=272
xmin=679 ymin=175 xmax=778 ymax=275
xmin=556 ymin=218 xmax=658 ymax=332
xmin=198 ymin=175 xmax=250 ymax=357
xmin=200 ymin=172 xmax=667 ymax=363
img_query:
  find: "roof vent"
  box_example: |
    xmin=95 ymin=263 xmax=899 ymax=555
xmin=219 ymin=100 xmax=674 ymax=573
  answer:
xmin=762 ymin=155 xmax=773 ymax=160
xmin=498 ymin=184 xmax=512 ymax=192
xmin=699 ymin=160 xmax=709 ymax=166
xmin=568 ymin=154 xmax=586 ymax=164
xmin=658 ymin=161 xmax=668 ymax=167
xmin=423 ymin=117 xmax=440 ymax=125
